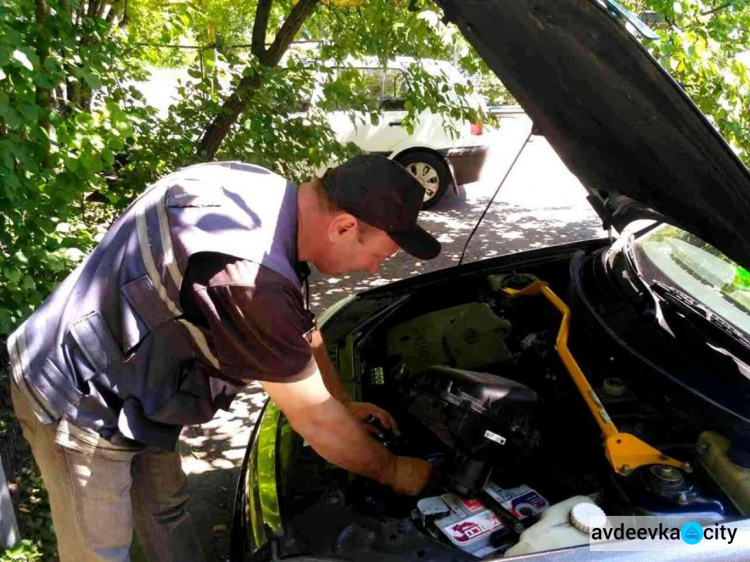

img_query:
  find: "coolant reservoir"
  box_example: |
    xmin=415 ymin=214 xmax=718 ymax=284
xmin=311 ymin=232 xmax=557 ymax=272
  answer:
xmin=504 ymin=496 xmax=603 ymax=557
xmin=697 ymin=431 xmax=750 ymax=515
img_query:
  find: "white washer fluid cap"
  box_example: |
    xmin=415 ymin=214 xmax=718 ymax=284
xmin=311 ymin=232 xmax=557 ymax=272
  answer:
xmin=569 ymin=502 xmax=606 ymax=534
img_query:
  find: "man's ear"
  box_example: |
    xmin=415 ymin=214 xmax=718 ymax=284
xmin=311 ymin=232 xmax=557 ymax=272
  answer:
xmin=329 ymin=213 xmax=358 ymax=240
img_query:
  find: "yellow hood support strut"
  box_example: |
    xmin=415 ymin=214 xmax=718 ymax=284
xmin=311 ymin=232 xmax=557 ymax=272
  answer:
xmin=505 ymin=281 xmax=685 ymax=476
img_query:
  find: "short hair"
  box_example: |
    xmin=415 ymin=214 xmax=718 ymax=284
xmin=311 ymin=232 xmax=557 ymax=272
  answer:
xmin=311 ymin=176 xmax=342 ymax=214
xmin=311 ymin=176 xmax=376 ymax=242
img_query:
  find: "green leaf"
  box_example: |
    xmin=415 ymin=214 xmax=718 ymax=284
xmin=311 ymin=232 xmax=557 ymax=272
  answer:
xmin=80 ymin=151 xmax=103 ymax=173
xmin=4 ymin=267 xmax=21 ymax=284
xmin=3 ymin=107 xmax=22 ymax=129
xmin=17 ymin=102 xmax=39 ymax=122
xmin=101 ymin=147 xmax=115 ymax=166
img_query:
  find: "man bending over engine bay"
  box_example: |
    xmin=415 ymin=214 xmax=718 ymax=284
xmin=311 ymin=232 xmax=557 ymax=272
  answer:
xmin=8 ymin=155 xmax=439 ymax=561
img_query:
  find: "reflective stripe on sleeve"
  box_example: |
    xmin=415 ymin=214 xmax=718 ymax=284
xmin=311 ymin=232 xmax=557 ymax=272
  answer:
xmin=156 ymin=190 xmax=184 ymax=292
xmin=135 ymin=188 xmax=182 ymax=317
xmin=135 ymin=184 xmax=221 ymax=370
xmin=179 ymin=319 xmax=221 ymax=370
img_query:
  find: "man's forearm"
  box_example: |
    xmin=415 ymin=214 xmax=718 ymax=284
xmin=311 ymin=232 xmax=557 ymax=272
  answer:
xmin=293 ymin=396 xmax=396 ymax=485
xmin=260 ymin=373 xmax=430 ymax=495
xmin=310 ymin=330 xmax=351 ymax=403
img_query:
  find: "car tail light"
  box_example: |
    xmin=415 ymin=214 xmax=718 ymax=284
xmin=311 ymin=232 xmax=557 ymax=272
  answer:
xmin=471 ymin=121 xmax=483 ymax=135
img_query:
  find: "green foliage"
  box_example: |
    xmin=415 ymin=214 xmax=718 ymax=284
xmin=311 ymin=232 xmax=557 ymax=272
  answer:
xmin=0 ymin=368 xmax=55 ymax=562
xmin=0 ymin=474 xmax=55 ymax=562
xmin=217 ymin=57 xmax=363 ymax=180
xmin=121 ymin=0 xmax=490 ymax=186
xmin=127 ymin=0 xmax=195 ymax=67
xmin=118 ymin=52 xmax=361 ymax=186
xmin=623 ymin=0 xmax=750 ymax=165
xmin=0 ymin=0 xmax=152 ymax=334
xmin=471 ymin=59 xmax=517 ymax=107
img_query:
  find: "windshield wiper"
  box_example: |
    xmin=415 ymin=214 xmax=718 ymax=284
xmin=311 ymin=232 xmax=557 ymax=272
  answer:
xmin=651 ymin=280 xmax=750 ymax=347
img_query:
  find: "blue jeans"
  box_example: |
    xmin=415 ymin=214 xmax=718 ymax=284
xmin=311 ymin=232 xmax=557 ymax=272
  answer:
xmin=11 ymin=382 xmax=205 ymax=562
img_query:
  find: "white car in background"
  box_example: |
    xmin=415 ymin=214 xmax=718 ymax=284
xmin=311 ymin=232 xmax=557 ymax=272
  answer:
xmin=306 ymin=57 xmax=491 ymax=208
xmin=134 ymin=57 xmax=491 ymax=208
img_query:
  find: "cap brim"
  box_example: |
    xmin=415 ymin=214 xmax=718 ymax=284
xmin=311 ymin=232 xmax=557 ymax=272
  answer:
xmin=389 ymin=224 xmax=441 ymax=260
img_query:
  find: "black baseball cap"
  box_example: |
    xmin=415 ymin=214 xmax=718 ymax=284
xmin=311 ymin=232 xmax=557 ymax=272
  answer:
xmin=321 ymin=155 xmax=441 ymax=260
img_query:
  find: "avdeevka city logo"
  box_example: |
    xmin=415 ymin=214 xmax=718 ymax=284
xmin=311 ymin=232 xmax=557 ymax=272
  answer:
xmin=591 ymin=517 xmax=739 ymax=550
xmin=681 ymin=522 xmax=704 ymax=545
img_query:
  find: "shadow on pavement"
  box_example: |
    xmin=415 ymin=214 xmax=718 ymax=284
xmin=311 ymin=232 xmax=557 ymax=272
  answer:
xmin=308 ymin=188 xmax=604 ymax=316
xmin=181 ymin=383 xmax=267 ymax=561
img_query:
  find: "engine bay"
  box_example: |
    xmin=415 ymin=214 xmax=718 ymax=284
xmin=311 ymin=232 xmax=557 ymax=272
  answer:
xmin=273 ymin=257 xmax=750 ymax=560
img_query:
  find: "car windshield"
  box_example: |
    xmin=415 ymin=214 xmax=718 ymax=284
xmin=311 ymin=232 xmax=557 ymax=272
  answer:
xmin=633 ymin=224 xmax=750 ymax=338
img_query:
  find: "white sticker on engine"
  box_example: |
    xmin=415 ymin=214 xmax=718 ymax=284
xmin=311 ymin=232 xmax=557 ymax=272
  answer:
xmin=484 ymin=430 xmax=507 ymax=445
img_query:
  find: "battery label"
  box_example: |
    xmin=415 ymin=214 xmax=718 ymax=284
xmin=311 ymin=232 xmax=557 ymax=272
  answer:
xmin=460 ymin=498 xmax=485 ymax=513
xmin=505 ymin=490 xmax=548 ymax=518
xmin=441 ymin=510 xmax=504 ymax=545
xmin=485 ymin=484 xmax=549 ymax=519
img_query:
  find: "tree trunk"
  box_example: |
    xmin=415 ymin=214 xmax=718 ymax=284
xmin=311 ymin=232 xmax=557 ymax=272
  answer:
xmin=194 ymin=72 xmax=263 ymax=162
xmin=194 ymin=0 xmax=319 ymax=162
xmin=34 ymin=0 xmax=51 ymax=166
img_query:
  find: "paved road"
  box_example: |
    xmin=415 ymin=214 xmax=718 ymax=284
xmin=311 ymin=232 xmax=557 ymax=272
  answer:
xmin=179 ymin=112 xmax=606 ymax=561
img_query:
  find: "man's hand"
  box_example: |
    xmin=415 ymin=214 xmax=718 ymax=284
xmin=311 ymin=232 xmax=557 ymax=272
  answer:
xmin=390 ymin=457 xmax=433 ymax=496
xmin=260 ymin=372 xmax=432 ymax=496
xmin=345 ymin=401 xmax=400 ymax=436
xmin=310 ymin=332 xmax=401 ymax=436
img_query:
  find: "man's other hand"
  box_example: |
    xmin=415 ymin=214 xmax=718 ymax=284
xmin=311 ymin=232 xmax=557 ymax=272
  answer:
xmin=345 ymin=401 xmax=400 ymax=436
xmin=389 ymin=457 xmax=433 ymax=496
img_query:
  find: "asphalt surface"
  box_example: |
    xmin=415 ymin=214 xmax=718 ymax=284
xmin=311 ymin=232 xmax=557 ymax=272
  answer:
xmin=179 ymin=112 xmax=606 ymax=561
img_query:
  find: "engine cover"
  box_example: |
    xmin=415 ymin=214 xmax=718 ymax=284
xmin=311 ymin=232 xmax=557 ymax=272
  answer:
xmin=396 ymin=366 xmax=540 ymax=494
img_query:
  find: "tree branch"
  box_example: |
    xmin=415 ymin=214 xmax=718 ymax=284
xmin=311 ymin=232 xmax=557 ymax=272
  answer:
xmin=120 ymin=0 xmax=129 ymax=30
xmin=194 ymin=0 xmax=320 ymax=161
xmin=194 ymin=71 xmax=263 ymax=161
xmin=266 ymin=0 xmax=318 ymax=65
xmin=105 ymin=0 xmax=123 ymax=25
xmin=87 ymin=0 xmax=100 ymax=19
xmin=701 ymin=2 xmax=733 ymax=16
xmin=96 ymin=0 xmax=110 ymax=20
xmin=59 ymin=0 xmax=71 ymax=20
xmin=76 ymin=0 xmax=85 ymax=27
xmin=252 ymin=0 xmax=273 ymax=62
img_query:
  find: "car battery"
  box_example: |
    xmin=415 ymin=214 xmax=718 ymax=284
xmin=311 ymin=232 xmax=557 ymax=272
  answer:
xmin=484 ymin=483 xmax=549 ymax=519
xmin=416 ymin=484 xmax=549 ymax=558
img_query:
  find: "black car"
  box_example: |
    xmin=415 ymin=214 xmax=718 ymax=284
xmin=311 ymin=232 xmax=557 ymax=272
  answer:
xmin=231 ymin=1 xmax=750 ymax=560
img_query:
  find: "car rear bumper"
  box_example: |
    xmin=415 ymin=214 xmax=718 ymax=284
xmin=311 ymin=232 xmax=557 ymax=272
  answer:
xmin=439 ymin=145 xmax=490 ymax=186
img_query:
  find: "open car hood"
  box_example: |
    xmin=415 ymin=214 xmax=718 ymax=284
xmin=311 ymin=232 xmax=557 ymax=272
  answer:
xmin=435 ymin=0 xmax=750 ymax=269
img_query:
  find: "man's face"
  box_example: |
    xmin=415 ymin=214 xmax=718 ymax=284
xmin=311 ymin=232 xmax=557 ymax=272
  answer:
xmin=315 ymin=217 xmax=399 ymax=276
